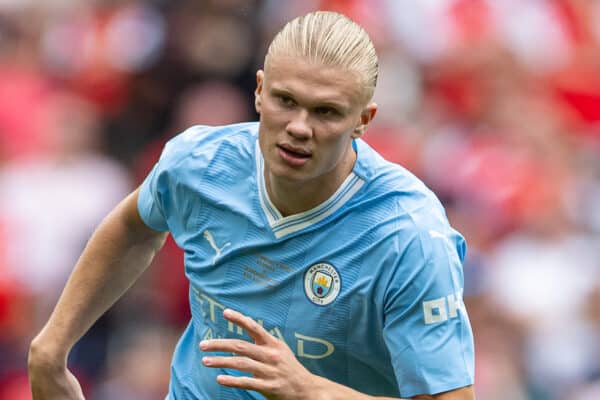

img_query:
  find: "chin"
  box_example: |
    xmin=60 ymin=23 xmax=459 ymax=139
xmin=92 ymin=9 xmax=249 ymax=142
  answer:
xmin=270 ymin=165 xmax=310 ymax=183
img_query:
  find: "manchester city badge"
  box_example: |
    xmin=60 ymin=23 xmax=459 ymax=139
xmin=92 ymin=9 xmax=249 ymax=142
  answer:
xmin=304 ymin=262 xmax=341 ymax=305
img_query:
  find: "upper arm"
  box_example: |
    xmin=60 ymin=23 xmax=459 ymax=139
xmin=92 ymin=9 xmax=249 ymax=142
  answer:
xmin=106 ymin=187 xmax=169 ymax=248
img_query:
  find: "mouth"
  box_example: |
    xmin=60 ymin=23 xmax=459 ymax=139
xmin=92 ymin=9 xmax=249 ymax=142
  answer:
xmin=277 ymin=144 xmax=312 ymax=166
xmin=278 ymin=144 xmax=311 ymax=157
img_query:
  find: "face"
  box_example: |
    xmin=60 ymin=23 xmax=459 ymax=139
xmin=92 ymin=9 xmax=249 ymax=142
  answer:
xmin=255 ymin=56 xmax=377 ymax=190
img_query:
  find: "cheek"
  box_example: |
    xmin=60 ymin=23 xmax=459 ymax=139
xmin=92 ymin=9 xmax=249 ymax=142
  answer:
xmin=262 ymin=110 xmax=288 ymax=132
xmin=259 ymin=105 xmax=281 ymax=132
xmin=317 ymin=116 xmax=356 ymax=136
xmin=316 ymin=130 xmax=353 ymax=159
xmin=261 ymin=97 xmax=285 ymax=118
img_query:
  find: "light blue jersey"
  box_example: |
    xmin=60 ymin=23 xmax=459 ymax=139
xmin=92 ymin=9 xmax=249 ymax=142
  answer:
xmin=138 ymin=122 xmax=474 ymax=399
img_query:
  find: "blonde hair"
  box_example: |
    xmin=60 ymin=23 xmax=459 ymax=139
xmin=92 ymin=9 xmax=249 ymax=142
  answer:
xmin=265 ymin=11 xmax=378 ymax=101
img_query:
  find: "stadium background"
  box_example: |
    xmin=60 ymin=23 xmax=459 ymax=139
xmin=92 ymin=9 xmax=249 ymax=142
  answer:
xmin=1 ymin=0 xmax=599 ymax=399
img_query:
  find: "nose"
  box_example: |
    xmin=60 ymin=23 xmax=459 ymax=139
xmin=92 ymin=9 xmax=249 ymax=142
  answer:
xmin=286 ymin=109 xmax=312 ymax=140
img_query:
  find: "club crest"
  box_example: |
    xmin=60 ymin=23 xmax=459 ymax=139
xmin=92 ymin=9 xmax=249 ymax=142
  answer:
xmin=304 ymin=263 xmax=340 ymax=306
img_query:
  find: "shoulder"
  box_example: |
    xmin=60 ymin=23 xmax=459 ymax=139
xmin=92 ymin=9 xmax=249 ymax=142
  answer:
xmin=353 ymin=139 xmax=466 ymax=263
xmin=354 ymin=138 xmax=434 ymax=202
xmin=138 ymin=122 xmax=258 ymax=231
xmin=155 ymin=122 xmax=258 ymax=175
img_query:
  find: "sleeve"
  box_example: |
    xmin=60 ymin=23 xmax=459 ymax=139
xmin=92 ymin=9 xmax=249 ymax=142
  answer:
xmin=136 ymin=125 xmax=208 ymax=232
xmin=382 ymin=228 xmax=474 ymax=398
xmin=138 ymin=162 xmax=169 ymax=232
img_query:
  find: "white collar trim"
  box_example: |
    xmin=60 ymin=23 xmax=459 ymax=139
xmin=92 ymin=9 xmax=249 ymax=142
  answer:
xmin=255 ymin=140 xmax=364 ymax=239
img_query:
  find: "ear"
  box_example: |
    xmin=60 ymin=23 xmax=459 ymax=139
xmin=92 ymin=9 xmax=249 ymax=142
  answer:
xmin=254 ymin=70 xmax=264 ymax=114
xmin=351 ymin=102 xmax=378 ymax=139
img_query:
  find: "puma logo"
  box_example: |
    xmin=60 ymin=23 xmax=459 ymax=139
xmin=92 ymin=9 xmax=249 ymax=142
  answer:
xmin=203 ymin=230 xmax=231 ymax=266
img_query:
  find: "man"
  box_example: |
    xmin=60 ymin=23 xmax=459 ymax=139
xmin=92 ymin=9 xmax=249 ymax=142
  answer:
xmin=28 ymin=11 xmax=475 ymax=400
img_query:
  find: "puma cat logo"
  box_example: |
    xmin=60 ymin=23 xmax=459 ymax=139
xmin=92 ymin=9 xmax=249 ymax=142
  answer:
xmin=203 ymin=230 xmax=231 ymax=266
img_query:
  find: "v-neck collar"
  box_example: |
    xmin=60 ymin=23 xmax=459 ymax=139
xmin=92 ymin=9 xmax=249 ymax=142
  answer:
xmin=255 ymin=140 xmax=365 ymax=239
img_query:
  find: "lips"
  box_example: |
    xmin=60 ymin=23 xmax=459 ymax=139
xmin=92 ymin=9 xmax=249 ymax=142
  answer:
xmin=276 ymin=144 xmax=312 ymax=167
xmin=278 ymin=143 xmax=312 ymax=157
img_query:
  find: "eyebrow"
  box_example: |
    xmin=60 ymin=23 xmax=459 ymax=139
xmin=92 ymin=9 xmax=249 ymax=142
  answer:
xmin=269 ymin=87 xmax=350 ymax=111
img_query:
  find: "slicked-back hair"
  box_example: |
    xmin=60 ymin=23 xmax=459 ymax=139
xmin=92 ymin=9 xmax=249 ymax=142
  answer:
xmin=265 ymin=11 xmax=378 ymax=102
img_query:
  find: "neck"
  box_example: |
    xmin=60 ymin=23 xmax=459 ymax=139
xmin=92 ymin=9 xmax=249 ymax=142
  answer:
xmin=265 ymin=150 xmax=356 ymax=217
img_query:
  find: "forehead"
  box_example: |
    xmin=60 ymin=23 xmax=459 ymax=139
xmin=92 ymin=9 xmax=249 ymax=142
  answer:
xmin=264 ymin=56 xmax=366 ymax=108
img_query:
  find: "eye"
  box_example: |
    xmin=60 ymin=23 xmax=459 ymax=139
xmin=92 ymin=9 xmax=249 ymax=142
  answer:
xmin=314 ymin=106 xmax=337 ymax=117
xmin=278 ymin=95 xmax=295 ymax=107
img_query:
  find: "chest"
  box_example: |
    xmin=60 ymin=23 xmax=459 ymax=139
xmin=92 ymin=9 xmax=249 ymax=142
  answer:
xmin=185 ymin=218 xmax=391 ymax=354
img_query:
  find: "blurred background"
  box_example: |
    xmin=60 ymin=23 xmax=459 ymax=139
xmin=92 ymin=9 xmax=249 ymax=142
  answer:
xmin=0 ymin=0 xmax=599 ymax=399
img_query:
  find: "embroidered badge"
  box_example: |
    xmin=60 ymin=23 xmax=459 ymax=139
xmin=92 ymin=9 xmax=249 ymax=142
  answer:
xmin=304 ymin=263 xmax=341 ymax=306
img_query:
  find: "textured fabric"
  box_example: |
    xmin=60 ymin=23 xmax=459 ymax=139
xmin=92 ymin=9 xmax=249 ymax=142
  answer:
xmin=138 ymin=122 xmax=474 ymax=399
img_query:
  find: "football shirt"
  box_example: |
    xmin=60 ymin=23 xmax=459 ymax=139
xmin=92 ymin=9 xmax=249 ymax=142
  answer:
xmin=138 ymin=122 xmax=474 ymax=399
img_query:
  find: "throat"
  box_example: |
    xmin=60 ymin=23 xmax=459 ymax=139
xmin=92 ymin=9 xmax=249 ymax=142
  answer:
xmin=267 ymin=179 xmax=331 ymax=217
xmin=264 ymin=153 xmax=356 ymax=217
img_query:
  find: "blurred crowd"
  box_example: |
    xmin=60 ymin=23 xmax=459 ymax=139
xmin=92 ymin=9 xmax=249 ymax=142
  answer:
xmin=0 ymin=0 xmax=599 ymax=399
